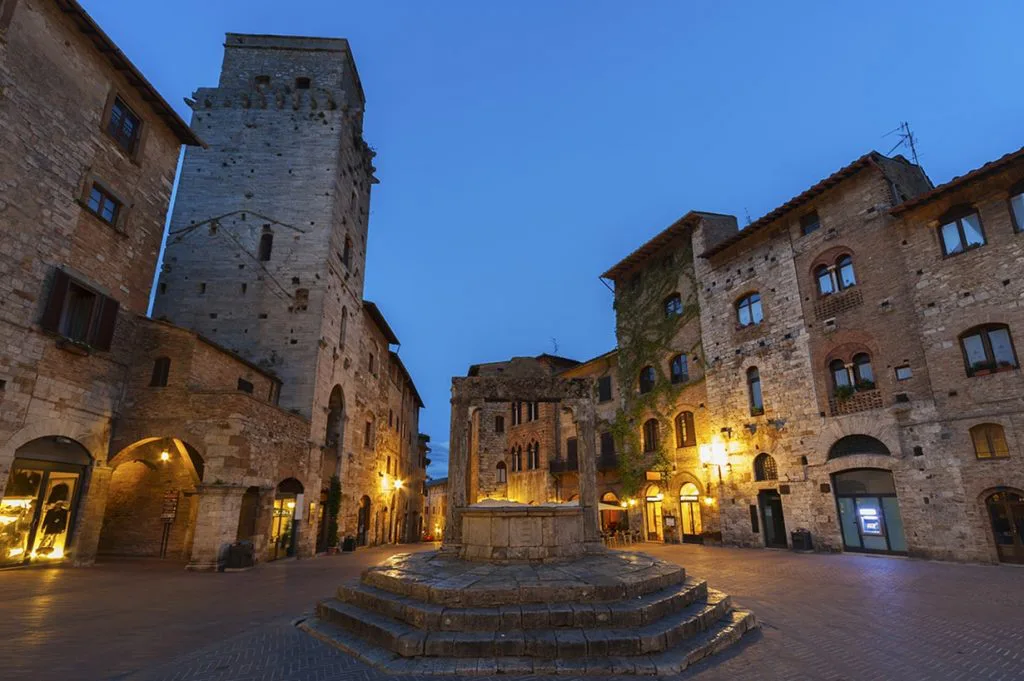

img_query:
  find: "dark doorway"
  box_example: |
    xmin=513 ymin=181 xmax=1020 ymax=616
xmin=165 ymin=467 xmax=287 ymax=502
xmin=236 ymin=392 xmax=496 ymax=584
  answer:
xmin=987 ymin=490 xmax=1024 ymax=564
xmin=758 ymin=489 xmax=787 ymax=548
xmin=356 ymin=495 xmax=371 ymax=546
xmin=236 ymin=486 xmax=260 ymax=541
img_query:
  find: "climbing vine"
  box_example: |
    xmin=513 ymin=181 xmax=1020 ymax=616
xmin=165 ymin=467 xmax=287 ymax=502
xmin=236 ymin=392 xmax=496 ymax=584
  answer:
xmin=609 ymin=242 xmax=706 ymax=498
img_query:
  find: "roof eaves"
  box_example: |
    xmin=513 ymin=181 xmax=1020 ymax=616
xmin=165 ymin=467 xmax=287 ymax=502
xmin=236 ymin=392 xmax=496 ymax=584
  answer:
xmin=700 ymin=153 xmax=881 ymax=259
xmin=890 ymin=144 xmax=1024 ymax=216
xmin=389 ymin=350 xmax=424 ymax=408
xmin=600 ymin=211 xmax=723 ymax=281
xmin=56 ymin=0 xmax=204 ymax=147
xmin=363 ymin=300 xmax=400 ymax=345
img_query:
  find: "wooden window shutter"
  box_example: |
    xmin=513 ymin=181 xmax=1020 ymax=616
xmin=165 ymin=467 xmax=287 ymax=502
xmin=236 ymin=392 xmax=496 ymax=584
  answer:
xmin=91 ymin=295 xmax=119 ymax=350
xmin=40 ymin=269 xmax=71 ymax=333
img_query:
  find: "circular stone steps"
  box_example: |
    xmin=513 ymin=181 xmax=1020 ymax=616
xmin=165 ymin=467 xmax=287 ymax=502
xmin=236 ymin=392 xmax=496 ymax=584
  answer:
xmin=299 ymin=551 xmax=758 ymax=676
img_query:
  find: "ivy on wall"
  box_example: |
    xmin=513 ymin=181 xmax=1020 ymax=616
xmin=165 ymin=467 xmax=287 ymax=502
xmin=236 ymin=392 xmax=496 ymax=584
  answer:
xmin=609 ymin=242 xmax=705 ymax=497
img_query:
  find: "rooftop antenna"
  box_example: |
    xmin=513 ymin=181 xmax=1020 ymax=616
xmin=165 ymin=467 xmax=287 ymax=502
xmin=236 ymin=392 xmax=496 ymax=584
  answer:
xmin=551 ymin=337 xmax=559 ymax=355
xmin=885 ymin=121 xmax=920 ymax=166
xmin=744 ymin=207 xmax=753 ymax=225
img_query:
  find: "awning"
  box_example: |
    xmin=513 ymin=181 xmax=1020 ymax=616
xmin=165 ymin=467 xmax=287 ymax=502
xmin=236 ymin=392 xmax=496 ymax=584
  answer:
xmin=599 ymin=502 xmax=625 ymax=512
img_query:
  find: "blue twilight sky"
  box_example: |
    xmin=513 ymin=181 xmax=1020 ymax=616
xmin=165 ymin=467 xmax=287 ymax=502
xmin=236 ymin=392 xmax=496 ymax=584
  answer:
xmin=85 ymin=1 xmax=1023 ymax=479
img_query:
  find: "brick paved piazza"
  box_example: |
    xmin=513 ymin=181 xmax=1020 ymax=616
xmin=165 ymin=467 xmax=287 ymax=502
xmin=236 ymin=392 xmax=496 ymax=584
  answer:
xmin=1 ymin=544 xmax=1022 ymax=681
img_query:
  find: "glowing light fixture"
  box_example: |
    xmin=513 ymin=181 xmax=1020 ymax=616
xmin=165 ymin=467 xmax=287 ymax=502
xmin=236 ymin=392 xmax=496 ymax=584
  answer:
xmin=702 ymin=496 xmax=716 ymax=506
xmin=7 ymin=547 xmax=24 ymax=557
xmin=393 ymin=478 xmax=404 ymax=491
xmin=699 ymin=441 xmax=728 ymax=468
xmin=286 ymin=500 xmax=296 ymax=510
xmin=159 ymin=450 xmax=171 ymax=462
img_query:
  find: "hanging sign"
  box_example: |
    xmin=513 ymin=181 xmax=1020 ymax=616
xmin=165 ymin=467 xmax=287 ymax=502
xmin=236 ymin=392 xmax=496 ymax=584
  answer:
xmin=161 ymin=489 xmax=179 ymax=521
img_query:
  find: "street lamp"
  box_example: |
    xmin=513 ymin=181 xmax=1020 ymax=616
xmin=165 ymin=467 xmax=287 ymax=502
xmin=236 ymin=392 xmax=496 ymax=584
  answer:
xmin=389 ymin=478 xmax=404 ymax=544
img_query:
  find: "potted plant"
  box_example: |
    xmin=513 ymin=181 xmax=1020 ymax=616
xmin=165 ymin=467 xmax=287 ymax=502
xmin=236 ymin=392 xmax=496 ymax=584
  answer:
xmin=855 ymin=379 xmax=876 ymax=391
xmin=834 ymin=385 xmax=856 ymax=402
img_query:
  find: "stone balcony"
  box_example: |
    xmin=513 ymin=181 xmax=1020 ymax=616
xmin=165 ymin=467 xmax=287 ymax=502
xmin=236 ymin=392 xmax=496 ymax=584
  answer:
xmin=829 ymin=388 xmax=883 ymax=416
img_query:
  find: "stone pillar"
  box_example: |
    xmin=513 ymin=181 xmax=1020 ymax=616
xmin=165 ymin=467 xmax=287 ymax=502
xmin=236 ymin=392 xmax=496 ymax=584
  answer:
xmin=442 ymin=396 xmax=469 ymax=550
xmin=573 ymin=399 xmax=603 ymax=553
xmin=187 ymin=484 xmax=246 ymax=571
xmin=70 ymin=465 xmax=112 ymax=566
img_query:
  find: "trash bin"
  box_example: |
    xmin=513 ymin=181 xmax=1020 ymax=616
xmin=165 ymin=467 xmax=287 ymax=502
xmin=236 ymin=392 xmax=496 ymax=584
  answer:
xmin=225 ymin=540 xmax=255 ymax=569
xmin=790 ymin=529 xmax=812 ymax=552
xmin=342 ymin=536 xmax=356 ymax=552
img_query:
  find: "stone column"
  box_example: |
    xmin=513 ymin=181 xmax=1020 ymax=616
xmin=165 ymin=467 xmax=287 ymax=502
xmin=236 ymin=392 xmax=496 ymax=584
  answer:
xmin=187 ymin=484 xmax=246 ymax=571
xmin=573 ymin=399 xmax=603 ymax=553
xmin=442 ymin=396 xmax=469 ymax=551
xmin=70 ymin=465 xmax=112 ymax=566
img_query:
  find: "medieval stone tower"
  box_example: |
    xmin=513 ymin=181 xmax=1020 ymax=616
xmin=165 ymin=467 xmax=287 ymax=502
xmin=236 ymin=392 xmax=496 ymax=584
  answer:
xmin=153 ymin=34 xmax=408 ymax=545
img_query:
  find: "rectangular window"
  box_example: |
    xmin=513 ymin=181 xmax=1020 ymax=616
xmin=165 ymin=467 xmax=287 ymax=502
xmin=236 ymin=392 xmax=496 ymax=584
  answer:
xmin=1011 ymin=191 xmax=1024 ymax=232
xmin=894 ymin=365 xmax=913 ymax=381
xmin=494 ymin=415 xmax=505 ymax=433
xmin=86 ymin=184 xmax=120 ymax=226
xmin=600 ymin=432 xmax=615 ymax=457
xmin=364 ymin=421 xmax=373 ymax=447
xmin=598 ymin=376 xmax=612 ymax=402
xmin=41 ymin=270 xmax=118 ymax=350
xmin=237 ymin=378 xmax=254 ymax=394
xmin=939 ymin=210 xmax=985 ymax=256
xmin=106 ymin=97 xmax=141 ymax=153
xmin=800 ymin=211 xmax=821 ymax=236
xmin=149 ymin=357 xmax=170 ymax=387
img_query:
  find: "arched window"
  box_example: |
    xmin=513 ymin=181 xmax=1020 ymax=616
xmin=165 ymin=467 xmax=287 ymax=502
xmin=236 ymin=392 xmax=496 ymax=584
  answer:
xmin=828 ymin=435 xmax=891 ymax=459
xmin=815 ymin=265 xmax=835 ymax=296
xmin=149 ymin=356 xmax=170 ymax=387
xmin=852 ymin=353 xmax=874 ymax=387
xmin=669 ymin=354 xmax=688 ymax=384
xmin=258 ymin=232 xmax=273 ymax=261
xmin=496 ymin=461 xmax=508 ymax=483
xmin=525 ymin=443 xmax=534 ymax=470
xmin=736 ymin=292 xmax=763 ymax=327
xmin=664 ymin=293 xmax=683 ymax=318
xmin=960 ymin=324 xmax=1018 ymax=376
xmin=753 ymin=453 xmax=778 ymax=481
xmin=970 ymin=424 xmax=1010 ymax=459
xmin=830 ymin=358 xmax=850 ymax=390
xmin=339 ymin=307 xmax=347 ymax=348
xmin=837 ymin=255 xmax=856 ymax=289
xmin=1011 ymin=182 xmax=1024 ymax=233
xmin=642 ymin=419 xmax=659 ymax=453
xmin=747 ymin=367 xmax=763 ymax=415
xmin=674 ymin=411 xmax=695 ymax=448
xmin=939 ymin=205 xmax=985 ymax=256
xmin=638 ymin=366 xmax=656 ymax=394
xmin=533 ymin=441 xmax=541 ymax=469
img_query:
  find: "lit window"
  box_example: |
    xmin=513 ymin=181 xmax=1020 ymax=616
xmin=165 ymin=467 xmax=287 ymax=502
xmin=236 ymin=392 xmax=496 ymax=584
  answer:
xmin=674 ymin=411 xmax=695 ymax=448
xmin=970 ymin=423 xmax=1010 ymax=459
xmin=86 ymin=184 xmax=120 ymax=226
xmin=106 ymin=97 xmax=141 ymax=153
xmin=736 ymin=293 xmax=763 ymax=327
xmin=754 ymin=453 xmax=778 ymax=481
xmin=960 ymin=324 xmax=1018 ymax=376
xmin=939 ymin=206 xmax=985 ymax=256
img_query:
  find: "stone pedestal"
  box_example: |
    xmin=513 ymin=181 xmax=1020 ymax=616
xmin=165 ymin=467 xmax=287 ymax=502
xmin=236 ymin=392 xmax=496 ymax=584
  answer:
xmin=460 ymin=504 xmax=585 ymax=562
xmin=186 ymin=484 xmax=246 ymax=571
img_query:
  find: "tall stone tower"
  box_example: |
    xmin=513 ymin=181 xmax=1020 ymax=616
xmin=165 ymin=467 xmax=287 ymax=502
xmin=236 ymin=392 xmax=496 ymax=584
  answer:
xmin=154 ymin=35 xmax=381 ymax=537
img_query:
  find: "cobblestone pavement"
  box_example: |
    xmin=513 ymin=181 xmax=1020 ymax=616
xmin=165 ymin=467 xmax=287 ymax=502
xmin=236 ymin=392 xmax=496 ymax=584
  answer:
xmin=2 ymin=543 xmax=1023 ymax=680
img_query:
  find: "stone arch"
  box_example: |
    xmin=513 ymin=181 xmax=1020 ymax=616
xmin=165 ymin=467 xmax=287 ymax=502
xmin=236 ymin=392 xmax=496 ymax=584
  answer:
xmin=812 ymin=417 xmax=900 ymax=467
xmin=1 ymin=418 xmax=107 ymax=469
xmin=99 ymin=437 xmax=205 ymax=559
xmin=807 ymin=244 xmax=856 ymax=275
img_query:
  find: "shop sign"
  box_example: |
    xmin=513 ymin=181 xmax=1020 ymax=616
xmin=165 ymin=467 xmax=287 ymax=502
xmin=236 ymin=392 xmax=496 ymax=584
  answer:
xmin=161 ymin=489 xmax=179 ymax=521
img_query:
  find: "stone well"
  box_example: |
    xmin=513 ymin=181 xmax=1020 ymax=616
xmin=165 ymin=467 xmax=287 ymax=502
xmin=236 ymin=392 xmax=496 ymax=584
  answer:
xmin=460 ymin=503 xmax=584 ymax=562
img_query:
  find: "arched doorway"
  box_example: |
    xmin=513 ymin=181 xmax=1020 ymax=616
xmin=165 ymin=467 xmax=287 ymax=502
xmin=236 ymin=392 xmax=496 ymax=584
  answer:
xmin=356 ymin=495 xmax=371 ymax=546
xmin=99 ymin=438 xmax=203 ymax=560
xmin=832 ymin=468 xmax=907 ymax=554
xmin=600 ymin=491 xmax=626 ymax=534
xmin=644 ymin=484 xmax=664 ymax=542
xmin=986 ymin=490 xmax=1024 ymax=564
xmin=1 ymin=436 xmax=91 ymax=566
xmin=679 ymin=482 xmax=703 ymax=543
xmin=236 ymin=486 xmax=260 ymax=542
xmin=271 ymin=478 xmax=303 ymax=560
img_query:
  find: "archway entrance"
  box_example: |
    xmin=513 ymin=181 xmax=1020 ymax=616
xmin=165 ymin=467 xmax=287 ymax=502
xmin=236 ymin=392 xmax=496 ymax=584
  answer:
xmin=644 ymin=484 xmax=664 ymax=542
xmin=99 ymin=438 xmax=204 ymax=560
xmin=832 ymin=468 xmax=907 ymax=554
xmin=271 ymin=478 xmax=303 ymax=560
xmin=986 ymin=490 xmax=1024 ymax=564
xmin=599 ymin=492 xmax=626 ymax=534
xmin=356 ymin=495 xmax=371 ymax=546
xmin=1 ymin=436 xmax=91 ymax=566
xmin=679 ymin=482 xmax=703 ymax=543
xmin=236 ymin=486 xmax=260 ymax=542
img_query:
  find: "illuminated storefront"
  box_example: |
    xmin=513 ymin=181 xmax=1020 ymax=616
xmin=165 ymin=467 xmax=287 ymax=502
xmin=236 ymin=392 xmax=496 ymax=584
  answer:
xmin=833 ymin=469 xmax=907 ymax=555
xmin=1 ymin=436 xmax=91 ymax=567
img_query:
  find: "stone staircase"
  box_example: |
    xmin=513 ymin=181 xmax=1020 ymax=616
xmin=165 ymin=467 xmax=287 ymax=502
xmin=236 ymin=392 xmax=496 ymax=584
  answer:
xmin=300 ymin=551 xmax=757 ymax=675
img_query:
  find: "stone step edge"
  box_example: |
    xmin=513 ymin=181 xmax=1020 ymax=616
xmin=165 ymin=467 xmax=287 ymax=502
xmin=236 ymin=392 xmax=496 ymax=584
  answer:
xmin=316 ymin=590 xmax=732 ymax=659
xmin=338 ymin=578 xmax=709 ymax=632
xmin=299 ymin=607 xmax=758 ymax=675
xmin=361 ymin=563 xmax=686 ymax=607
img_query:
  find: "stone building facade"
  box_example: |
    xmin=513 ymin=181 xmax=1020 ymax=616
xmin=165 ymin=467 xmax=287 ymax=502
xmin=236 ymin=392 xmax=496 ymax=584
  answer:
xmin=424 ymin=477 xmax=447 ymax=540
xmin=0 ymin=5 xmax=425 ymax=570
xmin=151 ymin=33 xmax=426 ymax=552
xmin=454 ymin=146 xmax=1024 ymax=564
